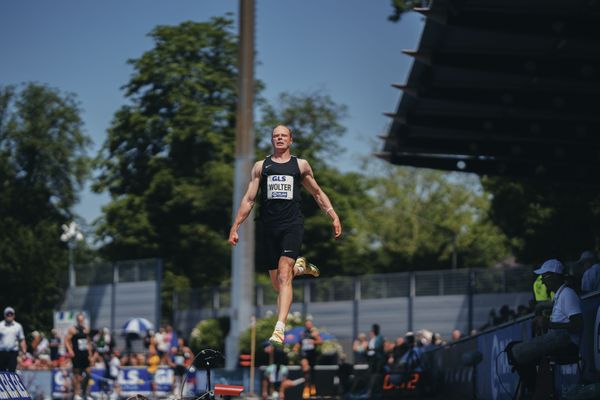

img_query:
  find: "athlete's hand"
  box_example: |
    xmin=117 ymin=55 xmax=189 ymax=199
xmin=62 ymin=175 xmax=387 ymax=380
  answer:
xmin=332 ymin=217 xmax=342 ymax=239
xmin=228 ymin=229 xmax=239 ymax=246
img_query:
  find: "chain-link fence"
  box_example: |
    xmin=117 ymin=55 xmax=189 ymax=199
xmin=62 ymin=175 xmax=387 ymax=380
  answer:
xmin=174 ymin=266 xmax=534 ymax=311
xmin=73 ymin=258 xmax=162 ymax=286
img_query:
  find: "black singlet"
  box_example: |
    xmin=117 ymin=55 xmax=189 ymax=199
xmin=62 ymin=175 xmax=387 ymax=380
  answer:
xmin=71 ymin=325 xmax=88 ymax=358
xmin=259 ymin=156 xmax=303 ymax=226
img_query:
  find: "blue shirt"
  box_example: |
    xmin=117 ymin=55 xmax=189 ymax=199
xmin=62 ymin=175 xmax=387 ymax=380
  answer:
xmin=581 ymin=263 xmax=600 ymax=293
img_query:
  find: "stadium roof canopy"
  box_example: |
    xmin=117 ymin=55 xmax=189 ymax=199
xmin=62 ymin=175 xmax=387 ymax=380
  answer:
xmin=378 ymin=0 xmax=600 ymax=184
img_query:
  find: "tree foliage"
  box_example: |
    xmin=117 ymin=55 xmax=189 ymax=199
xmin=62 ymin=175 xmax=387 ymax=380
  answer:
xmin=93 ymin=18 xmax=240 ymax=288
xmin=358 ymin=161 xmax=510 ymax=271
xmin=0 ymin=83 xmax=91 ymax=331
xmin=388 ymin=0 xmax=424 ymax=22
xmin=257 ymin=91 xmax=348 ymax=163
xmin=482 ymin=177 xmax=600 ymax=264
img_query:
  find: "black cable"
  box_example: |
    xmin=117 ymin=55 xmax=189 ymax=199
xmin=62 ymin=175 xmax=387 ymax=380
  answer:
xmin=179 ymin=348 xmax=224 ymax=400
xmin=494 ymin=350 xmax=517 ymax=399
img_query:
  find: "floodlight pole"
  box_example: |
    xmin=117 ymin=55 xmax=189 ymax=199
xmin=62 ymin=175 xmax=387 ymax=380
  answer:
xmin=225 ymin=0 xmax=256 ymax=371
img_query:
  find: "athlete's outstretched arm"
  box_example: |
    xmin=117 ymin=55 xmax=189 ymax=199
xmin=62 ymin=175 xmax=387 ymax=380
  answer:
xmin=300 ymin=159 xmax=342 ymax=239
xmin=228 ymin=161 xmax=263 ymax=246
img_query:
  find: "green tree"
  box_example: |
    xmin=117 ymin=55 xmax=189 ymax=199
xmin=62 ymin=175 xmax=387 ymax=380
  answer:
xmin=482 ymin=177 xmax=600 ymax=264
xmin=93 ymin=18 xmax=241 ymax=292
xmin=360 ymin=161 xmax=510 ymax=270
xmin=0 ymin=83 xmax=91 ymax=331
xmin=388 ymin=0 xmax=423 ymax=22
xmin=257 ymin=91 xmax=348 ymax=163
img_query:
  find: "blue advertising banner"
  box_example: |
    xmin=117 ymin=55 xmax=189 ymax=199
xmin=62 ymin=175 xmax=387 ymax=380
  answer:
xmin=52 ymin=367 xmax=178 ymax=398
xmin=476 ymin=317 xmax=531 ymax=400
xmin=51 ymin=369 xmax=72 ymax=399
xmin=0 ymin=372 xmax=32 ymax=400
xmin=426 ymin=293 xmax=600 ymax=399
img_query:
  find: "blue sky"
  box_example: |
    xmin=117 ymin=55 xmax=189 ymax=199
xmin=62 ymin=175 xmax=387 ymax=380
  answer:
xmin=0 ymin=0 xmax=423 ymax=225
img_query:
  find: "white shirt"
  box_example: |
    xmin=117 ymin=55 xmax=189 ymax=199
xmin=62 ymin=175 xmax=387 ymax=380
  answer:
xmin=581 ymin=263 xmax=600 ymax=293
xmin=551 ymin=284 xmax=582 ymax=345
xmin=0 ymin=320 xmax=25 ymax=351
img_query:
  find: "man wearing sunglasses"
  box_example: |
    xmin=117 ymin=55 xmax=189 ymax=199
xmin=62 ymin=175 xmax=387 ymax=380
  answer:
xmin=507 ymin=259 xmax=582 ymax=396
xmin=0 ymin=307 xmax=27 ymax=372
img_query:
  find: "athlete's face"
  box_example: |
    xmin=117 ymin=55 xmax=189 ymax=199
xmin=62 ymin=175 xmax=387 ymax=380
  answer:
xmin=271 ymin=126 xmax=292 ymax=150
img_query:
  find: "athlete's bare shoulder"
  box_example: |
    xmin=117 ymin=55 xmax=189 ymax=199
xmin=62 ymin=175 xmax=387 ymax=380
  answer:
xmin=297 ymin=158 xmax=313 ymax=177
xmin=252 ymin=160 xmax=264 ymax=177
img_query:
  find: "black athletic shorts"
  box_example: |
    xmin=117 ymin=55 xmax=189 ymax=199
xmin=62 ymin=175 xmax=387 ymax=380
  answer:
xmin=72 ymin=355 xmax=90 ymax=371
xmin=175 ymin=365 xmax=187 ymax=377
xmin=262 ymin=223 xmax=304 ymax=270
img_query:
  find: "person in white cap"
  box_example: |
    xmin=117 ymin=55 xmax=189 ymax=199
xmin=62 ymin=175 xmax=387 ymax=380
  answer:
xmin=578 ymin=250 xmax=600 ymax=293
xmin=0 ymin=307 xmax=27 ymax=372
xmin=506 ymin=259 xmax=582 ymax=397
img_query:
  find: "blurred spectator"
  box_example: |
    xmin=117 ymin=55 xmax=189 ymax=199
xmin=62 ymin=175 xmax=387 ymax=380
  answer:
xmin=416 ymin=329 xmax=432 ymax=347
xmin=155 ymin=327 xmax=169 ymax=357
xmin=143 ymin=330 xmax=154 ymax=350
xmin=352 ymin=332 xmax=368 ymax=364
xmin=32 ymin=331 xmax=49 ymax=358
xmin=0 ymin=307 xmax=27 ymax=372
xmin=481 ymin=304 xmax=534 ymax=332
xmin=578 ymin=250 xmax=600 ymax=293
xmin=171 ymin=338 xmax=193 ymax=396
xmin=451 ymin=329 xmax=462 ymax=342
xmin=479 ymin=309 xmax=497 ymax=331
xmin=517 ymin=304 xmax=530 ymax=317
xmin=431 ymin=332 xmax=444 ymax=347
xmin=262 ymin=345 xmax=297 ymax=400
xmin=94 ymin=327 xmax=112 ymax=355
xmin=366 ymin=324 xmax=385 ymax=397
xmin=391 ymin=336 xmax=409 ymax=365
xmin=49 ymin=329 xmax=61 ymax=366
xmin=147 ymin=346 xmax=160 ymax=395
xmin=109 ymin=350 xmax=121 ymax=381
xmin=108 ymin=350 xmax=121 ymax=398
xmin=496 ymin=305 xmax=512 ymax=325
xmin=293 ymin=316 xmax=322 ymax=399
xmin=396 ymin=332 xmax=423 ymax=374
xmin=125 ymin=332 xmax=138 ymax=355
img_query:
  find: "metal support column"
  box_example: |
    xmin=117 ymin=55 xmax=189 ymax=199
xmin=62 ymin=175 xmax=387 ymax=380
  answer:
xmin=225 ymin=0 xmax=256 ymax=370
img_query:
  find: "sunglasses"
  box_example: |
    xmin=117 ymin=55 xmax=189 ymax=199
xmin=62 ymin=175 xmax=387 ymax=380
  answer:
xmin=5 ymin=312 xmax=14 ymax=316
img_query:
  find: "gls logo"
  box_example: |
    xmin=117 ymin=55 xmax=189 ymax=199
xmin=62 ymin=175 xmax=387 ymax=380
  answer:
xmin=271 ymin=176 xmax=288 ymax=182
xmin=155 ymin=369 xmax=174 ymax=385
xmin=118 ymin=369 xmax=143 ymax=385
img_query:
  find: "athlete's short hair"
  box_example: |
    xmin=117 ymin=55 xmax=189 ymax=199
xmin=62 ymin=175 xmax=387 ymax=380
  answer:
xmin=272 ymin=124 xmax=293 ymax=138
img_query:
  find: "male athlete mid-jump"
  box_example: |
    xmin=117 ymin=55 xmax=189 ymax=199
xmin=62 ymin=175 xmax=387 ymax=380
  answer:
xmin=228 ymin=125 xmax=342 ymax=346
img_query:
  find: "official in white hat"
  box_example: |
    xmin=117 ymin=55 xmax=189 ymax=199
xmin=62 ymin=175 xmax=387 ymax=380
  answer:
xmin=507 ymin=259 xmax=582 ymax=397
xmin=0 ymin=307 xmax=27 ymax=372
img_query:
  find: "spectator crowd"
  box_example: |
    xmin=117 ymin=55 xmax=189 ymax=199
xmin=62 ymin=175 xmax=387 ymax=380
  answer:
xmin=0 ymin=311 xmax=193 ymax=375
